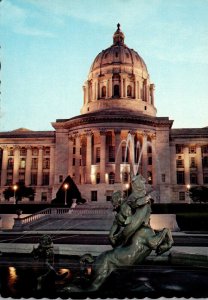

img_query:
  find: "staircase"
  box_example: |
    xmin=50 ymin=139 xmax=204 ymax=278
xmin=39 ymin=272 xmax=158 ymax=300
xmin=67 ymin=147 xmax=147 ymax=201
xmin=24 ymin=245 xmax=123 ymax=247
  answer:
xmin=13 ymin=203 xmax=115 ymax=231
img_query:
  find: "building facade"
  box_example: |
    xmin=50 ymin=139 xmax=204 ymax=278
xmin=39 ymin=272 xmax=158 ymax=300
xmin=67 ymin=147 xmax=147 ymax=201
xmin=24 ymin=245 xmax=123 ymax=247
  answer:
xmin=0 ymin=25 xmax=208 ymax=204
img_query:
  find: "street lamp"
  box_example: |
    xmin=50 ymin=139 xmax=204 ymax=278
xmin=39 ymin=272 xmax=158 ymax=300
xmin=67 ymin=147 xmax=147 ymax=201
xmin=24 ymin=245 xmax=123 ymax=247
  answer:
xmin=13 ymin=184 xmax=18 ymax=205
xmin=63 ymin=183 xmax=69 ymax=206
xmin=186 ymin=184 xmax=191 ymax=203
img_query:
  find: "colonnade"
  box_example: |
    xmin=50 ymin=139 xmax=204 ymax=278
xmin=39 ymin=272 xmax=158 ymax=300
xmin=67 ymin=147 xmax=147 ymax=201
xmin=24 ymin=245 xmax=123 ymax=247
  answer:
xmin=0 ymin=145 xmax=55 ymax=186
xmin=68 ymin=129 xmax=157 ymax=186
xmin=83 ymin=74 xmax=155 ymax=105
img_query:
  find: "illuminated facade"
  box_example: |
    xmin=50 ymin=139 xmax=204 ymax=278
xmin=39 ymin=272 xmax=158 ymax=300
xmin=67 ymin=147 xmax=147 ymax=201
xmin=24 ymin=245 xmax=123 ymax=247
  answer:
xmin=0 ymin=25 xmax=208 ymax=204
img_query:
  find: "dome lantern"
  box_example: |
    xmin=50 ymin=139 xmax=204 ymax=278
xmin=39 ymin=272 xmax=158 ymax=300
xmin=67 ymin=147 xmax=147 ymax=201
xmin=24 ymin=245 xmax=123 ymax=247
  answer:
xmin=113 ymin=23 xmax=125 ymax=45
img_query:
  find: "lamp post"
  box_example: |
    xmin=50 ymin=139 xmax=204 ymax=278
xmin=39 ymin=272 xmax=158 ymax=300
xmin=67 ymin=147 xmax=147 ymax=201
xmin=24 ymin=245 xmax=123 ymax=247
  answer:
xmin=63 ymin=183 xmax=69 ymax=206
xmin=186 ymin=184 xmax=191 ymax=204
xmin=13 ymin=184 xmax=18 ymax=205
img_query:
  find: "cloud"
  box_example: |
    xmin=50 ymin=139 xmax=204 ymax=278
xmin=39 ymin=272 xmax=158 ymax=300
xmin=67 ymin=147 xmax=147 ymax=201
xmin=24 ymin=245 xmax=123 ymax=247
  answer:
xmin=1 ymin=0 xmax=55 ymax=37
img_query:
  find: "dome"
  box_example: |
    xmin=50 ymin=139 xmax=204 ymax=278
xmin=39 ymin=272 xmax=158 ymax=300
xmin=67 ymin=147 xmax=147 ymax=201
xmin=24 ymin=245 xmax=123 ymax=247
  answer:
xmin=81 ymin=24 xmax=156 ymax=117
xmin=89 ymin=23 xmax=148 ymax=78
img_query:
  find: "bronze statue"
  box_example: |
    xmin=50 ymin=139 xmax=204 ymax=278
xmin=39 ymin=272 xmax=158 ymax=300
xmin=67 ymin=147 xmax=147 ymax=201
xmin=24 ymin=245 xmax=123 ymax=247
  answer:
xmin=32 ymin=234 xmax=54 ymax=263
xmin=62 ymin=173 xmax=174 ymax=293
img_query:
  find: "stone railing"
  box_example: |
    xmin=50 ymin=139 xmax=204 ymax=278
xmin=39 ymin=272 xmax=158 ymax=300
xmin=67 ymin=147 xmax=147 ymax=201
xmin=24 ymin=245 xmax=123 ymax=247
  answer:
xmin=12 ymin=205 xmax=114 ymax=231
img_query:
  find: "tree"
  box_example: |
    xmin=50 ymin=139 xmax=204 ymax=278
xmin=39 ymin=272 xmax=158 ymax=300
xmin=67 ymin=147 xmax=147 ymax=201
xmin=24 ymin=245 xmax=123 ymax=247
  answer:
xmin=3 ymin=182 xmax=35 ymax=204
xmin=189 ymin=186 xmax=208 ymax=203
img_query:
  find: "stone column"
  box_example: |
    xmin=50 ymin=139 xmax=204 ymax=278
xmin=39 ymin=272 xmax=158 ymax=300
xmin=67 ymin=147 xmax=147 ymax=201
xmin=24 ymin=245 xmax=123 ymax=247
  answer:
xmin=100 ymin=130 xmax=106 ymax=183
xmin=68 ymin=136 xmax=73 ymax=176
xmin=123 ymin=78 xmax=127 ymax=98
xmin=129 ymin=131 xmax=135 ymax=168
xmin=13 ymin=146 xmax=20 ymax=184
xmin=196 ymin=145 xmax=203 ymax=185
xmin=49 ymin=146 xmax=55 ymax=186
xmin=150 ymin=84 xmax=155 ymax=105
xmin=108 ymin=76 xmax=113 ymax=98
xmin=184 ymin=146 xmax=190 ymax=185
xmin=135 ymin=79 xmax=138 ymax=99
xmin=1 ymin=146 xmax=8 ymax=186
xmin=141 ymin=134 xmax=148 ymax=179
xmin=86 ymin=132 xmax=92 ymax=184
xmin=25 ymin=146 xmax=32 ymax=186
xmin=115 ymin=129 xmax=121 ymax=183
xmin=37 ymin=147 xmax=43 ymax=186
xmin=75 ymin=134 xmax=81 ymax=184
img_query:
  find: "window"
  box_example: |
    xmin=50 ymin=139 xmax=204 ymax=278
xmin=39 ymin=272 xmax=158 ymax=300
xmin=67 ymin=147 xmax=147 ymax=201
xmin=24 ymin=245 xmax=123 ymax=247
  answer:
xmin=8 ymin=148 xmax=14 ymax=156
xmin=101 ymin=86 xmax=106 ymax=98
xmin=161 ymin=174 xmax=166 ymax=183
xmin=190 ymin=173 xmax=197 ymax=184
xmin=115 ymin=52 xmax=118 ymax=58
xmin=7 ymin=158 xmax=14 ymax=170
xmin=109 ymin=146 xmax=115 ymax=162
xmin=43 ymin=147 xmax=50 ymax=155
xmin=6 ymin=172 xmax=13 ymax=185
xmin=96 ymin=147 xmax=100 ymax=163
xmin=19 ymin=158 xmax=26 ymax=169
xmin=31 ymin=173 xmax=37 ymax=185
xmin=91 ymin=191 xmax=97 ymax=201
xmin=96 ymin=173 xmax=100 ymax=184
xmin=179 ymin=192 xmax=185 ymax=201
xmin=19 ymin=172 xmax=25 ymax=184
xmin=114 ymin=85 xmax=119 ymax=97
xmin=73 ymin=147 xmax=76 ymax=155
xmin=122 ymin=172 xmax=129 ymax=183
xmin=32 ymin=148 xmax=38 ymax=156
xmin=190 ymin=157 xmax=196 ymax=168
xmin=41 ymin=192 xmax=47 ymax=202
xmin=148 ymin=157 xmax=152 ymax=165
xmin=72 ymin=158 xmax=75 ymax=166
xmin=42 ymin=172 xmax=49 ymax=186
xmin=176 ymin=158 xmax=184 ymax=168
xmin=147 ymin=146 xmax=152 ymax=154
xmin=176 ymin=145 xmax=183 ymax=154
xmin=177 ymin=171 xmax=185 ymax=184
xmin=189 ymin=146 xmax=196 ymax=154
xmin=202 ymin=157 xmax=208 ymax=168
xmin=202 ymin=145 xmax=208 ymax=154
xmin=106 ymin=190 xmax=113 ymax=202
xmin=127 ymin=85 xmax=132 ymax=97
xmin=43 ymin=158 xmax=50 ymax=169
xmin=20 ymin=148 xmax=27 ymax=156
xmin=32 ymin=158 xmax=38 ymax=169
xmin=203 ymin=173 xmax=208 ymax=184
xmin=59 ymin=175 xmax=63 ymax=183
xmin=109 ymin=172 xmax=115 ymax=184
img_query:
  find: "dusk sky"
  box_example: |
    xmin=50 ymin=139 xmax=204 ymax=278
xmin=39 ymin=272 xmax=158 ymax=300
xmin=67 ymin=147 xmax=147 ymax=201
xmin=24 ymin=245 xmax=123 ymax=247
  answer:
xmin=1 ymin=0 xmax=208 ymax=131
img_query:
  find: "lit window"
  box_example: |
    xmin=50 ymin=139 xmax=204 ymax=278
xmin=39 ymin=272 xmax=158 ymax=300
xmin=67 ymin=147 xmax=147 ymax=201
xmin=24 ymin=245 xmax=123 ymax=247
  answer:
xmin=19 ymin=158 xmax=26 ymax=169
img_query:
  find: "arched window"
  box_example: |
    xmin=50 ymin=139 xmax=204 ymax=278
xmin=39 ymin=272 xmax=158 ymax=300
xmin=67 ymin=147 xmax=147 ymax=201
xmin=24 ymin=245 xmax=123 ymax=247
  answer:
xmin=101 ymin=86 xmax=106 ymax=98
xmin=109 ymin=172 xmax=115 ymax=184
xmin=114 ymin=85 xmax=119 ymax=97
xmin=127 ymin=85 xmax=132 ymax=97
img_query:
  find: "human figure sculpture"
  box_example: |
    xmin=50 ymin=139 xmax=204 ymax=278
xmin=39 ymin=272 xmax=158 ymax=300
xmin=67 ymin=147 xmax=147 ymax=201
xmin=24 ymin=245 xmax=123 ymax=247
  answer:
xmin=61 ymin=174 xmax=174 ymax=293
xmin=32 ymin=235 xmax=54 ymax=263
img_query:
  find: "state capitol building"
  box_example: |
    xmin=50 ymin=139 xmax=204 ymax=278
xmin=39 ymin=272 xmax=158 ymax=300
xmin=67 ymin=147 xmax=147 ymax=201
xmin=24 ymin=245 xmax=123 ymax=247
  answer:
xmin=0 ymin=25 xmax=208 ymax=204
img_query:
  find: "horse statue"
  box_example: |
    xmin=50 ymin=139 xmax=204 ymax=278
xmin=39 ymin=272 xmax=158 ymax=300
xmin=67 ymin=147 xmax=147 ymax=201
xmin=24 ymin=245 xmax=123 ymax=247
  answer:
xmin=61 ymin=173 xmax=173 ymax=293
